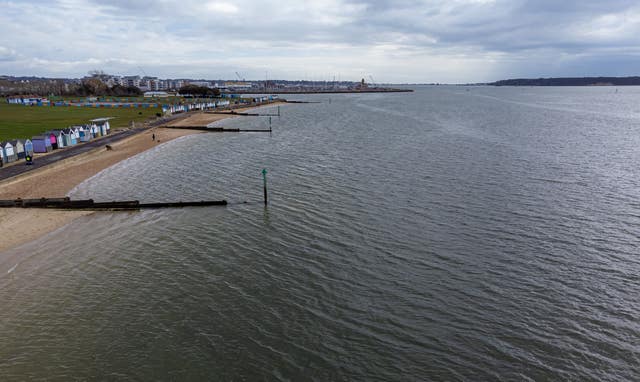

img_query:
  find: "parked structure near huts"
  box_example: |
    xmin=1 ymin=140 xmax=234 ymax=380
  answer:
xmin=90 ymin=118 xmax=113 ymax=136
xmin=31 ymin=136 xmax=52 ymax=153
xmin=1 ymin=142 xmax=17 ymax=163
xmin=9 ymin=140 xmax=25 ymax=159
xmin=23 ymin=139 xmax=34 ymax=157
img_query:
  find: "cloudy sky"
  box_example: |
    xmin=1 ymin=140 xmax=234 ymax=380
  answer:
xmin=1 ymin=0 xmax=639 ymax=83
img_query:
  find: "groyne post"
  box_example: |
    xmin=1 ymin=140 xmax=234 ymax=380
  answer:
xmin=262 ymin=168 xmax=268 ymax=205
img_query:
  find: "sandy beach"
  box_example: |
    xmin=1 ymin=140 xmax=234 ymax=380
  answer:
xmin=0 ymin=102 xmax=282 ymax=253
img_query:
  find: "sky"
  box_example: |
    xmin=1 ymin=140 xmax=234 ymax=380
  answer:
xmin=1 ymin=0 xmax=640 ymax=83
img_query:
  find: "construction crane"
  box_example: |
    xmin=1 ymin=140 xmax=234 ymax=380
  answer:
xmin=235 ymin=72 xmax=245 ymax=82
xmin=369 ymin=75 xmax=377 ymax=88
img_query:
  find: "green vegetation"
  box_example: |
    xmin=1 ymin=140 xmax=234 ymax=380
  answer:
xmin=0 ymin=98 xmax=160 ymax=141
xmin=178 ymin=85 xmax=221 ymax=97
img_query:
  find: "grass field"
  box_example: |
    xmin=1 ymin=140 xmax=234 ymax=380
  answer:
xmin=0 ymin=98 xmax=161 ymax=141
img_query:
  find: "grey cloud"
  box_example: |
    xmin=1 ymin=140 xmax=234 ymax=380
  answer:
xmin=1 ymin=0 xmax=640 ymax=82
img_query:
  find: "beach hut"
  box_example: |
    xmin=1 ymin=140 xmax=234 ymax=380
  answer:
xmin=9 ymin=140 xmax=25 ymax=159
xmin=1 ymin=142 xmax=17 ymax=163
xmin=24 ymin=139 xmax=34 ymax=157
xmin=90 ymin=118 xmax=113 ymax=136
xmin=72 ymin=126 xmax=81 ymax=141
xmin=46 ymin=131 xmax=59 ymax=149
xmin=63 ymin=128 xmax=77 ymax=145
xmin=78 ymin=126 xmax=91 ymax=142
xmin=59 ymin=129 xmax=70 ymax=146
xmin=31 ymin=136 xmax=52 ymax=153
xmin=0 ymin=144 xmax=6 ymax=164
xmin=91 ymin=123 xmax=101 ymax=138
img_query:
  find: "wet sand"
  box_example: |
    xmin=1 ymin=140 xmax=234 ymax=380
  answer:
xmin=0 ymin=128 xmax=201 ymax=253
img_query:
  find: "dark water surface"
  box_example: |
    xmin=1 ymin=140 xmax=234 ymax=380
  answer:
xmin=1 ymin=86 xmax=640 ymax=380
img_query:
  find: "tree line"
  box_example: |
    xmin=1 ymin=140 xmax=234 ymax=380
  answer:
xmin=491 ymin=77 xmax=640 ymax=86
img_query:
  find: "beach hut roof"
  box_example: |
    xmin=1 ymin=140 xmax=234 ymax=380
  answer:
xmin=90 ymin=117 xmax=115 ymax=122
xmin=32 ymin=135 xmax=48 ymax=140
xmin=1 ymin=141 xmax=13 ymax=148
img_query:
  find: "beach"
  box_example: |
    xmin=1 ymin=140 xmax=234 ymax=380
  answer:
xmin=0 ymin=104 xmax=280 ymax=253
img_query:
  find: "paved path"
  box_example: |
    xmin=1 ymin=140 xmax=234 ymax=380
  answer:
xmin=0 ymin=128 xmax=146 ymax=182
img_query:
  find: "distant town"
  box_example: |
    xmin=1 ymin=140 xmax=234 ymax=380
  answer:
xmin=0 ymin=72 xmax=411 ymax=96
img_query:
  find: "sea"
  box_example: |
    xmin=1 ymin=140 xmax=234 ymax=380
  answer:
xmin=1 ymin=86 xmax=639 ymax=381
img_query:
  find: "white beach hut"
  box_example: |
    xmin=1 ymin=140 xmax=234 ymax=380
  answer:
xmin=9 ymin=140 xmax=25 ymax=159
xmin=1 ymin=142 xmax=17 ymax=163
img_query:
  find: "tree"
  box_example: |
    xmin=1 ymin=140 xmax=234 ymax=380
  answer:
xmin=178 ymin=84 xmax=220 ymax=97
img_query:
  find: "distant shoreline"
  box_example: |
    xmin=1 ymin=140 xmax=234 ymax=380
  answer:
xmin=238 ymin=88 xmax=413 ymax=94
xmin=489 ymin=76 xmax=640 ymax=86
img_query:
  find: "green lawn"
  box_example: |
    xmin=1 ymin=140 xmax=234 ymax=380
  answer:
xmin=0 ymin=98 xmax=161 ymax=141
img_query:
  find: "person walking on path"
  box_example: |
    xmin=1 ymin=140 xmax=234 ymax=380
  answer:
xmin=152 ymin=133 xmax=155 ymax=141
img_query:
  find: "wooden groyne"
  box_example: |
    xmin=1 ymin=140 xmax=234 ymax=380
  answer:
xmin=0 ymin=197 xmax=227 ymax=210
xmin=162 ymin=126 xmax=271 ymax=133
xmin=206 ymin=111 xmax=261 ymax=116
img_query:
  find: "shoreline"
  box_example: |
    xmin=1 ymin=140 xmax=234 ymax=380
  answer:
xmin=0 ymin=102 xmax=282 ymax=253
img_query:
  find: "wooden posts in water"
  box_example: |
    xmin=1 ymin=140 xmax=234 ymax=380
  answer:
xmin=262 ymin=168 xmax=268 ymax=205
xmin=0 ymin=197 xmax=227 ymax=210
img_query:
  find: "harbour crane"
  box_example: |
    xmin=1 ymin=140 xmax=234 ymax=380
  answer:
xmin=235 ymin=72 xmax=245 ymax=82
xmin=369 ymin=75 xmax=377 ymax=88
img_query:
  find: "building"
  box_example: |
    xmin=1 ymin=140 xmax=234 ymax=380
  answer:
xmin=31 ymin=136 xmax=52 ymax=153
xmin=1 ymin=142 xmax=17 ymax=163
xmin=9 ymin=140 xmax=25 ymax=159
xmin=144 ymin=91 xmax=169 ymax=98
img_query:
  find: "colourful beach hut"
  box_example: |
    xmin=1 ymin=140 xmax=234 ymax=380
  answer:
xmin=31 ymin=136 xmax=52 ymax=153
xmin=46 ymin=131 xmax=60 ymax=149
xmin=0 ymin=143 xmax=6 ymax=164
xmin=91 ymin=123 xmax=101 ymax=138
xmin=9 ymin=140 xmax=25 ymax=159
xmin=78 ymin=126 xmax=91 ymax=142
xmin=63 ymin=128 xmax=77 ymax=145
xmin=1 ymin=142 xmax=17 ymax=163
xmin=24 ymin=139 xmax=34 ymax=157
xmin=90 ymin=118 xmax=113 ymax=136
xmin=71 ymin=126 xmax=80 ymax=142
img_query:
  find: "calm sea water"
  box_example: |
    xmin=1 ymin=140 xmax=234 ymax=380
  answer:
xmin=1 ymin=86 xmax=640 ymax=381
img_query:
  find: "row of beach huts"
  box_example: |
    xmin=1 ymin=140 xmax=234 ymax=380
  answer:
xmin=0 ymin=118 xmax=111 ymax=166
xmin=159 ymin=95 xmax=277 ymax=115
xmin=161 ymin=100 xmax=231 ymax=115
